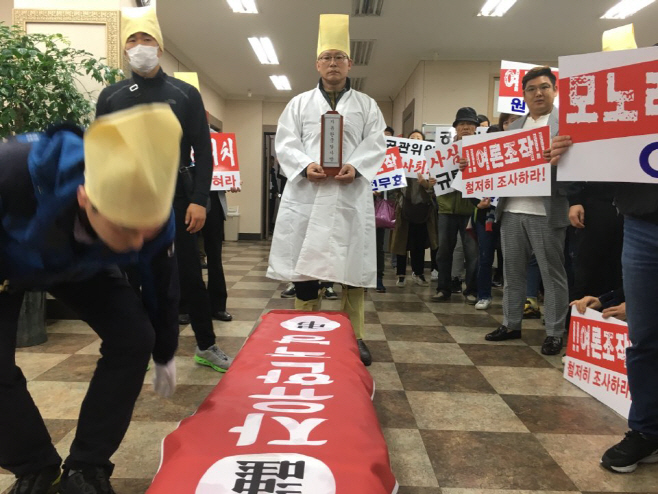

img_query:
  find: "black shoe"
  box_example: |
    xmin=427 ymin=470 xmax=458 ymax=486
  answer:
xmin=60 ymin=466 xmax=115 ymax=494
xmin=9 ymin=465 xmax=60 ymax=494
xmin=324 ymin=287 xmax=338 ymax=300
xmin=376 ymin=279 xmax=386 ymax=293
xmin=357 ymin=339 xmax=372 ymax=366
xmin=431 ymin=290 xmax=451 ymax=302
xmin=601 ymin=431 xmax=658 ymax=473
xmin=451 ymin=276 xmax=462 ymax=293
xmin=280 ymin=283 xmax=296 ymax=298
xmin=178 ymin=313 xmax=190 ymax=325
xmin=485 ymin=325 xmax=522 ymax=341
xmin=541 ymin=336 xmax=563 ymax=355
xmin=213 ymin=310 xmax=233 ymax=322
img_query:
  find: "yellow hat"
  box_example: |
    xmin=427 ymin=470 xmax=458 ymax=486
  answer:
xmin=84 ymin=104 xmax=182 ymax=229
xmin=121 ymin=6 xmax=164 ymax=49
xmin=602 ymin=24 xmax=637 ymax=51
xmin=317 ymin=14 xmax=350 ymax=58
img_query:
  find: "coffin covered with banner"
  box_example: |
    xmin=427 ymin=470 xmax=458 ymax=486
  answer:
xmin=148 ymin=310 xmax=399 ymax=493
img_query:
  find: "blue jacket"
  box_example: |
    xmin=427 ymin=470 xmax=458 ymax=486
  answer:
xmin=0 ymin=126 xmax=178 ymax=362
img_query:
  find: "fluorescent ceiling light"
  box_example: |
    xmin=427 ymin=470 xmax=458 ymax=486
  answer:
xmin=601 ymin=0 xmax=655 ymax=19
xmin=227 ymin=0 xmax=258 ymax=14
xmin=478 ymin=0 xmax=518 ymax=16
xmin=270 ymin=75 xmax=291 ymax=91
xmin=248 ymin=37 xmax=279 ymax=64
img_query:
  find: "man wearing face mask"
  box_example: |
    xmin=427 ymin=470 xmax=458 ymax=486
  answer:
xmin=95 ymin=7 xmax=232 ymax=373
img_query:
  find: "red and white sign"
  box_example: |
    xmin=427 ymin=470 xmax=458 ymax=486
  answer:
xmin=372 ymin=147 xmax=408 ymax=192
xmin=557 ymin=47 xmax=658 ymax=183
xmin=458 ymin=127 xmax=551 ymax=197
xmin=499 ymin=60 xmax=560 ymax=116
xmin=563 ymin=307 xmax=632 ymax=418
xmin=148 ymin=310 xmax=398 ymax=494
xmin=210 ymin=132 xmax=241 ymax=191
xmin=386 ymin=136 xmax=435 ymax=178
xmin=426 ymin=141 xmax=462 ymax=197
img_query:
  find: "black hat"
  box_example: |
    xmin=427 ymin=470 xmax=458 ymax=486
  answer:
xmin=452 ymin=107 xmax=479 ymax=128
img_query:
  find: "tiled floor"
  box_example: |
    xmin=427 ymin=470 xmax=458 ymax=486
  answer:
xmin=2 ymin=240 xmax=657 ymax=493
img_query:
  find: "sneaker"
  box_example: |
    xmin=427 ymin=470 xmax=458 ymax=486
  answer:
xmin=541 ymin=336 xmax=563 ymax=355
xmin=412 ymin=273 xmax=429 ymax=286
xmin=60 ymin=466 xmax=114 ymax=494
xmin=485 ymin=325 xmax=522 ymax=341
xmin=376 ymin=279 xmax=386 ymax=293
xmin=178 ymin=313 xmax=190 ymax=326
xmin=9 ymin=465 xmax=60 ymax=494
xmin=396 ymin=276 xmax=406 ymax=287
xmin=491 ymin=276 xmax=503 ymax=288
xmin=464 ymin=293 xmax=478 ymax=305
xmin=324 ymin=287 xmax=338 ymax=300
xmin=523 ymin=299 xmax=541 ymax=319
xmin=601 ymin=430 xmax=658 ymax=473
xmin=280 ymin=283 xmax=296 ymax=298
xmin=431 ymin=290 xmax=451 ymax=302
xmin=451 ymin=277 xmax=462 ymax=293
xmin=194 ymin=344 xmax=233 ymax=372
xmin=474 ymin=298 xmax=492 ymax=310
xmin=431 ymin=269 xmax=439 ymax=281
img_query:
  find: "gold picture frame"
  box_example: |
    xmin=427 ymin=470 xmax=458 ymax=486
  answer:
xmin=12 ymin=9 xmax=121 ymax=69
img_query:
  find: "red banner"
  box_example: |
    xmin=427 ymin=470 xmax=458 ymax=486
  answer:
xmin=209 ymin=132 xmax=240 ymax=190
xmin=148 ymin=311 xmax=398 ymax=494
xmin=567 ymin=314 xmax=630 ymax=375
xmin=559 ymin=59 xmax=658 ymax=143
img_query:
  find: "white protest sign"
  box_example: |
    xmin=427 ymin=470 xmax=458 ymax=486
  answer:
xmin=425 ymin=141 xmax=461 ymax=197
xmin=385 ymin=137 xmax=434 ymax=178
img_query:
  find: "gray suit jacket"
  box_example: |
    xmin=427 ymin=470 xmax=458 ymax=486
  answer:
xmin=495 ymin=106 xmax=570 ymax=229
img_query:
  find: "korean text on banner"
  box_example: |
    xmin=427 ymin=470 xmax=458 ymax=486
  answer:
xmin=498 ymin=60 xmax=560 ymax=116
xmin=556 ymin=47 xmax=658 ymax=184
xmin=563 ymin=307 xmax=632 ymax=418
xmin=210 ymin=132 xmax=241 ymax=191
xmin=386 ymin=136 xmax=434 ymax=178
xmin=460 ymin=127 xmax=551 ymax=198
xmin=425 ymin=141 xmax=462 ymax=197
xmin=372 ymin=147 xmax=408 ymax=192
xmin=147 ymin=310 xmax=398 ymax=494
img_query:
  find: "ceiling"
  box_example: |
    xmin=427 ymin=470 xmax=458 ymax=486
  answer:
xmin=158 ymin=0 xmax=658 ymax=102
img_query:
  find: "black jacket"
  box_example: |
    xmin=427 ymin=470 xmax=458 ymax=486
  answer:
xmin=614 ymin=183 xmax=658 ymax=224
xmin=96 ymin=69 xmax=213 ymax=208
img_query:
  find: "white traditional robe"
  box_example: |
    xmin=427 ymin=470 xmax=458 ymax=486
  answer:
xmin=267 ymin=85 xmax=386 ymax=287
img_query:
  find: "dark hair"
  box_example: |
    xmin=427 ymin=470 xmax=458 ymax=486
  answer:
xmin=522 ymin=66 xmax=556 ymax=90
xmin=384 ymin=126 xmax=395 ymax=135
xmin=478 ymin=114 xmax=490 ymax=125
xmin=497 ymin=112 xmax=515 ymax=129
xmin=407 ymin=129 xmax=425 ymax=140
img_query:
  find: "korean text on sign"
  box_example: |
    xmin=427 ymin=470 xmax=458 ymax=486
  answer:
xmin=557 ymin=46 xmax=658 ymax=184
xmin=386 ymin=136 xmax=434 ymax=178
xmin=498 ymin=60 xmax=560 ymax=116
xmin=460 ymin=127 xmax=551 ymax=198
xmin=372 ymin=147 xmax=408 ymax=192
xmin=425 ymin=142 xmax=462 ymax=197
xmin=210 ymin=132 xmax=242 ymax=191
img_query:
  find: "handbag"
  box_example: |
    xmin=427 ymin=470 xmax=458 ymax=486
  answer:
xmin=375 ymin=197 xmax=396 ymax=229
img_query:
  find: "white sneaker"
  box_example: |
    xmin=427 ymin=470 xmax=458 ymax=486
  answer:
xmin=194 ymin=344 xmax=233 ymax=372
xmin=474 ymin=298 xmax=492 ymax=310
xmin=396 ymin=276 xmax=406 ymax=287
xmin=431 ymin=269 xmax=439 ymax=281
xmin=412 ymin=273 xmax=429 ymax=286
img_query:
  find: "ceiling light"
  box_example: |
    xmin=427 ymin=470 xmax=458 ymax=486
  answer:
xmin=248 ymin=37 xmax=279 ymax=64
xmin=227 ymin=0 xmax=258 ymax=14
xmin=270 ymin=76 xmax=291 ymax=91
xmin=601 ymin=0 xmax=655 ymax=19
xmin=478 ymin=0 xmax=518 ymax=16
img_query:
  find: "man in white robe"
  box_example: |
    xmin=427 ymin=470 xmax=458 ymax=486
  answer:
xmin=267 ymin=14 xmax=386 ymax=365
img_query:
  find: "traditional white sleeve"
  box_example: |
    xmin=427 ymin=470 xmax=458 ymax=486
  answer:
xmin=275 ymin=96 xmax=315 ymax=182
xmin=344 ymin=97 xmax=387 ymax=182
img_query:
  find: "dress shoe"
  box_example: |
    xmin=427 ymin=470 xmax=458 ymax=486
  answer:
xmin=541 ymin=336 xmax=563 ymax=355
xmin=213 ymin=310 xmax=233 ymax=322
xmin=178 ymin=313 xmax=190 ymax=325
xmin=485 ymin=325 xmax=521 ymax=341
xmin=357 ymin=339 xmax=372 ymax=366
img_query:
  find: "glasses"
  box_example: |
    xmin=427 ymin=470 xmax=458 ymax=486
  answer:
xmin=318 ymin=55 xmax=348 ymax=64
xmin=524 ymin=84 xmax=554 ymax=94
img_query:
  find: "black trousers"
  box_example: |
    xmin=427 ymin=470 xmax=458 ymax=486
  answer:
xmin=376 ymin=227 xmax=385 ymax=280
xmin=202 ymin=193 xmax=228 ymax=313
xmin=0 ymin=269 xmax=154 ymax=476
xmin=294 ymin=280 xmax=321 ymax=301
xmin=174 ymin=197 xmax=216 ymax=350
xmin=396 ymin=222 xmax=427 ymax=276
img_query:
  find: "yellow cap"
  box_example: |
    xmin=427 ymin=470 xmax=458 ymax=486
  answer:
xmin=174 ymin=72 xmax=200 ymax=91
xmin=121 ymin=6 xmax=164 ymax=49
xmin=317 ymin=14 xmax=350 ymax=58
xmin=603 ymin=23 xmax=637 ymax=51
xmin=84 ymin=104 xmax=182 ymax=229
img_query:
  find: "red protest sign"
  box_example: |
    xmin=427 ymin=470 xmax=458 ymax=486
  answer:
xmin=210 ymin=132 xmax=241 ymax=190
xmin=148 ymin=311 xmax=398 ymax=494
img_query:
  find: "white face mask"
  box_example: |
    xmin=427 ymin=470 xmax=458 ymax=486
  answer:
xmin=126 ymin=44 xmax=160 ymax=74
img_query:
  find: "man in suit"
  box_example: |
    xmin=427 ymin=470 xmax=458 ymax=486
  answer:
xmin=484 ymin=66 xmax=570 ymax=356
